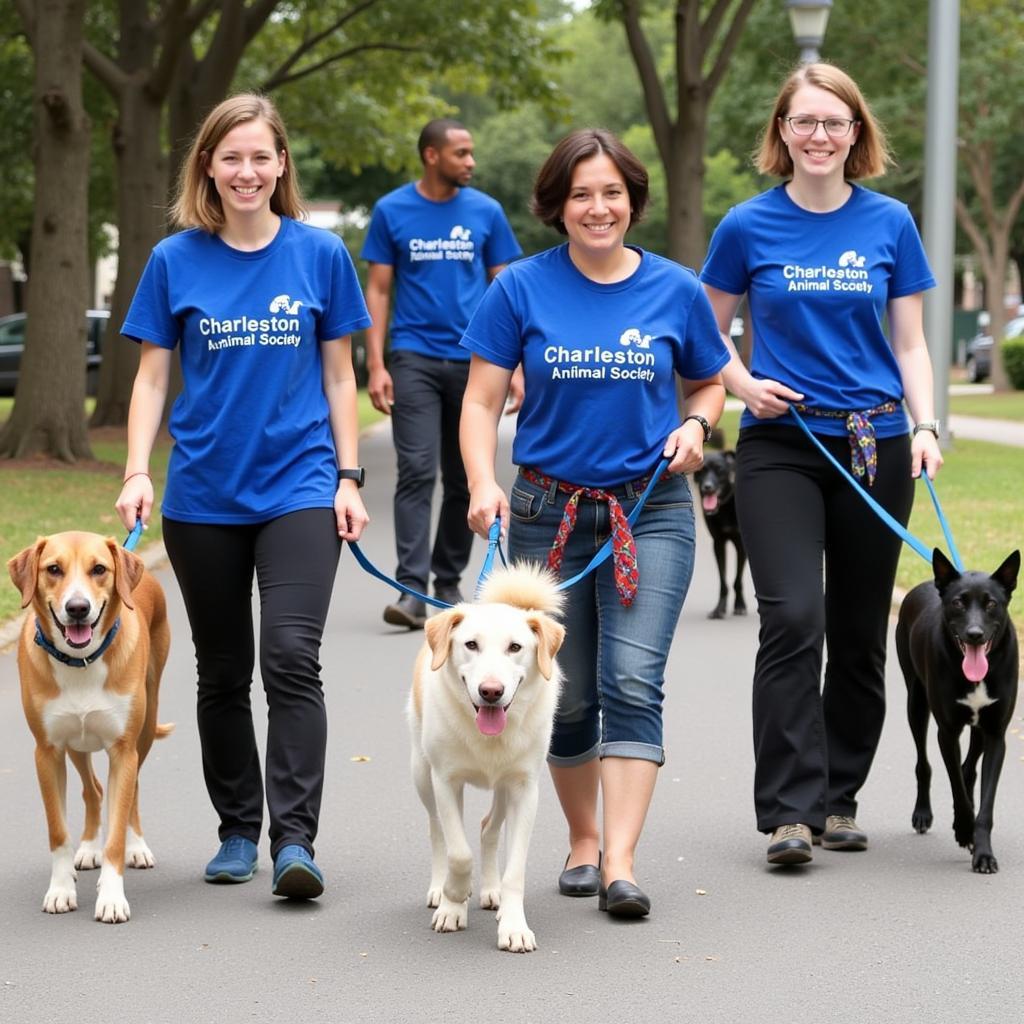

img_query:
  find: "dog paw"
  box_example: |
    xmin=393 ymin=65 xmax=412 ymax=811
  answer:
xmin=94 ymin=865 xmax=130 ymax=924
xmin=125 ymin=831 xmax=155 ymax=869
xmin=707 ymin=608 xmax=725 ymax=620
xmin=911 ymin=808 xmax=933 ymax=834
xmin=953 ymin=817 xmax=975 ymax=849
xmin=733 ymin=604 xmax=747 ymax=616
xmin=426 ymin=884 xmax=443 ymax=908
xmin=479 ymin=887 xmax=501 ymax=911
xmin=42 ymin=883 xmax=78 ymax=914
xmin=431 ymin=897 xmax=467 ymax=933
xmin=972 ymin=850 xmax=999 ymax=874
xmin=74 ymin=839 xmax=103 ymax=870
xmin=498 ymin=916 xmax=536 ymax=953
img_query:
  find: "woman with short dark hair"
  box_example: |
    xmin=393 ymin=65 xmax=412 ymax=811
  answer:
xmin=460 ymin=129 xmax=728 ymax=917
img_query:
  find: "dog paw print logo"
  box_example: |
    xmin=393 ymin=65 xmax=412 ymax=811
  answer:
xmin=837 ymin=250 xmax=866 ymax=269
xmin=619 ymin=328 xmax=653 ymax=349
xmin=449 ymin=225 xmax=472 ymax=241
xmin=269 ymin=294 xmax=303 ymax=314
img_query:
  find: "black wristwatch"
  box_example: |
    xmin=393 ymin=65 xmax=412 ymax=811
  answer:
xmin=337 ymin=467 xmax=365 ymax=488
xmin=682 ymin=414 xmax=713 ymax=444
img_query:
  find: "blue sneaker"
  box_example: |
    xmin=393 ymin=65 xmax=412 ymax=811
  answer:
xmin=204 ymin=836 xmax=258 ymax=883
xmin=272 ymin=844 xmax=324 ymax=899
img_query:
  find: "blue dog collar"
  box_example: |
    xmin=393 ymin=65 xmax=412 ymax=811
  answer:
xmin=34 ymin=618 xmax=121 ymax=668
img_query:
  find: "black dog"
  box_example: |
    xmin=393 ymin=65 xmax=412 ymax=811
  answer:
xmin=693 ymin=446 xmax=747 ymax=619
xmin=895 ymin=548 xmax=1020 ymax=873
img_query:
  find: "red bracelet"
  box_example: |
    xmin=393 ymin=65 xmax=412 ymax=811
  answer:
xmin=123 ymin=471 xmax=152 ymax=485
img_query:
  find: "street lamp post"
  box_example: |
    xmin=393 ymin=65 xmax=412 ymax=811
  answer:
xmin=786 ymin=0 xmax=833 ymax=63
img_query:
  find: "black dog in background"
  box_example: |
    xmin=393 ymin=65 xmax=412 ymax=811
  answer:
xmin=693 ymin=431 xmax=747 ymax=620
xmin=895 ymin=548 xmax=1020 ymax=873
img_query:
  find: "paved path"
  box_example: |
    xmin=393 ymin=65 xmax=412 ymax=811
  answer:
xmin=1 ymin=418 xmax=1022 ymax=1024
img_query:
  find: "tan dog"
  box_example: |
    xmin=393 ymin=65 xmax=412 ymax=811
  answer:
xmin=8 ymin=531 xmax=172 ymax=923
xmin=408 ymin=563 xmax=565 ymax=953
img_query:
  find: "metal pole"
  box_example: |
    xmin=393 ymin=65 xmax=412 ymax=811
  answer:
xmin=921 ymin=0 xmax=960 ymax=444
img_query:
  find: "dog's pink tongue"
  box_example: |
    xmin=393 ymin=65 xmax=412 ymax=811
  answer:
xmin=702 ymin=494 xmax=719 ymax=513
xmin=65 ymin=622 xmax=93 ymax=646
xmin=962 ymin=645 xmax=988 ymax=683
xmin=476 ymin=706 xmax=507 ymax=736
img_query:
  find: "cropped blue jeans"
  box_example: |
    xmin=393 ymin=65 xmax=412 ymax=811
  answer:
xmin=508 ymin=470 xmax=696 ymax=766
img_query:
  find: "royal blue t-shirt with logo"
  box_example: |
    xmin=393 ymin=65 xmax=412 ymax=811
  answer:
xmin=461 ymin=244 xmax=729 ymax=487
xmin=360 ymin=183 xmax=521 ymax=361
xmin=700 ymin=184 xmax=936 ymax=438
xmin=122 ymin=217 xmax=371 ymax=523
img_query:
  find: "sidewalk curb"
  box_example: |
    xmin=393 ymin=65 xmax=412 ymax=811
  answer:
xmin=0 ymin=541 xmax=168 ymax=655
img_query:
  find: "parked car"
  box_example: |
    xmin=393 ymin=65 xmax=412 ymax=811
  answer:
xmin=965 ymin=313 xmax=1024 ymax=383
xmin=0 ymin=309 xmax=110 ymax=396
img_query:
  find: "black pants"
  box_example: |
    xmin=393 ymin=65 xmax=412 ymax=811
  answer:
xmin=735 ymin=426 xmax=914 ymax=833
xmin=389 ymin=349 xmax=473 ymax=592
xmin=163 ymin=509 xmax=341 ymax=859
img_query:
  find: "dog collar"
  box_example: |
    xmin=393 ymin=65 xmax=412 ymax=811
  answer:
xmin=34 ymin=618 xmax=121 ymax=668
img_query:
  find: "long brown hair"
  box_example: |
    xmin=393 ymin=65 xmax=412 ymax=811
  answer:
xmin=171 ymin=94 xmax=306 ymax=232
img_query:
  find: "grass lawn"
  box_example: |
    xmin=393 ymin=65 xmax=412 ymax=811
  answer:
xmin=0 ymin=393 xmax=386 ymax=624
xmin=948 ymin=391 xmax=1024 ymax=420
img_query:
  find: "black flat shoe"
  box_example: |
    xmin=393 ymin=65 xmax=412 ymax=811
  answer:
xmin=558 ymin=852 xmax=601 ymax=897
xmin=598 ymin=880 xmax=650 ymax=917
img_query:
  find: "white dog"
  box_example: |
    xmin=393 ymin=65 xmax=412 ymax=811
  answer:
xmin=408 ymin=564 xmax=565 ymax=953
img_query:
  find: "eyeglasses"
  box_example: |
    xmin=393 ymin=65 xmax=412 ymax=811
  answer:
xmin=782 ymin=116 xmax=859 ymax=138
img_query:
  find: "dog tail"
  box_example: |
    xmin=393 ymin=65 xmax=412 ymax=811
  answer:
xmin=155 ymin=723 xmax=175 ymax=739
xmin=477 ymin=561 xmax=565 ymax=617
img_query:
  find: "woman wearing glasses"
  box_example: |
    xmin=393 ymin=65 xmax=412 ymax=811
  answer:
xmin=700 ymin=63 xmax=943 ymax=865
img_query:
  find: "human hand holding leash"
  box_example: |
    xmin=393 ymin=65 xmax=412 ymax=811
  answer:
xmin=335 ymin=481 xmax=369 ymax=541
xmin=911 ymin=430 xmax=943 ymax=480
xmin=468 ymin=479 xmax=508 ymax=539
xmin=741 ymin=377 xmax=804 ymax=419
xmin=663 ymin=421 xmax=705 ymax=475
xmin=115 ymin=472 xmax=153 ymax=532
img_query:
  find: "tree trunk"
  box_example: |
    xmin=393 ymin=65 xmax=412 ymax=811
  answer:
xmin=666 ymin=97 xmax=707 ymax=269
xmin=0 ymin=0 xmax=93 ymax=461
xmin=89 ymin=88 xmax=169 ymax=426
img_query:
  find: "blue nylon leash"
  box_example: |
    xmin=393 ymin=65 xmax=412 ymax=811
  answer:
xmin=787 ymin=408 xmax=962 ymax=571
xmin=349 ymin=455 xmax=672 ymax=607
xmin=124 ymin=521 xmax=143 ymax=552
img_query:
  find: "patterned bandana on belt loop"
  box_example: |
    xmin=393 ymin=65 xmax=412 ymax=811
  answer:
xmin=521 ymin=467 xmax=643 ymax=606
xmin=793 ymin=401 xmax=899 ymax=487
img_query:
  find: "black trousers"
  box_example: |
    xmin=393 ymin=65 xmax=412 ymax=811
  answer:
xmin=389 ymin=349 xmax=474 ymax=592
xmin=163 ymin=509 xmax=341 ymax=859
xmin=735 ymin=426 xmax=914 ymax=833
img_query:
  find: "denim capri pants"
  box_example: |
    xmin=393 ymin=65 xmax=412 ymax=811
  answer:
xmin=508 ymin=469 xmax=695 ymax=766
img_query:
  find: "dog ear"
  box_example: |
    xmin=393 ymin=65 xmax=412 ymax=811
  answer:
xmin=527 ymin=613 xmax=565 ymax=680
xmin=424 ymin=609 xmax=464 ymax=671
xmin=991 ymin=550 xmax=1020 ymax=596
xmin=931 ymin=548 xmax=959 ymax=593
xmin=7 ymin=537 xmax=47 ymax=609
xmin=107 ymin=539 xmax=145 ymax=610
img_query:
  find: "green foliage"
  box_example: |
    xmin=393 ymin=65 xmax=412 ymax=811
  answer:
xmin=0 ymin=11 xmax=35 ymax=262
xmin=1001 ymin=337 xmax=1024 ymax=390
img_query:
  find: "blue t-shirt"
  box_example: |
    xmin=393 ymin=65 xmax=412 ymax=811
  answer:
xmin=122 ymin=217 xmax=371 ymax=524
xmin=360 ymin=184 xmax=521 ymax=360
xmin=700 ymin=184 xmax=936 ymax=437
xmin=461 ymin=244 xmax=729 ymax=487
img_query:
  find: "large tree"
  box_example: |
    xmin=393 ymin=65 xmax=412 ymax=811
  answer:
xmin=593 ymin=0 xmax=757 ymax=267
xmin=0 ymin=0 xmax=92 ymax=460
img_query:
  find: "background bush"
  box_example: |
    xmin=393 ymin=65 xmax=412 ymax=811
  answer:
xmin=1002 ymin=337 xmax=1024 ymax=389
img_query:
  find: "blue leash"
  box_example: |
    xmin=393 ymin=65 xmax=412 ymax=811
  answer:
xmin=124 ymin=521 xmax=143 ymax=552
xmin=349 ymin=456 xmax=672 ymax=608
xmin=788 ymin=408 xmax=963 ymax=571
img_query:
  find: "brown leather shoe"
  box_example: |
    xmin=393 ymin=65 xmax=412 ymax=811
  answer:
xmin=767 ymin=823 xmax=813 ymax=865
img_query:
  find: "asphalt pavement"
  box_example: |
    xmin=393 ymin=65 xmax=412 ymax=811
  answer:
xmin=1 ymin=414 xmax=1022 ymax=1024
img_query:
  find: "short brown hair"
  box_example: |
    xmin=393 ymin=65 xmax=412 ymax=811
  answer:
xmin=171 ymin=94 xmax=306 ymax=232
xmin=531 ymin=128 xmax=649 ymax=235
xmin=755 ymin=62 xmax=892 ymax=180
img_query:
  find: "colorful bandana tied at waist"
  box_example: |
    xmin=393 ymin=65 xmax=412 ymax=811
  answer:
xmin=792 ymin=400 xmax=899 ymax=487
xmin=521 ymin=466 xmax=668 ymax=606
